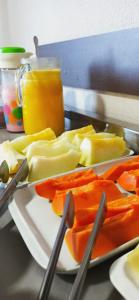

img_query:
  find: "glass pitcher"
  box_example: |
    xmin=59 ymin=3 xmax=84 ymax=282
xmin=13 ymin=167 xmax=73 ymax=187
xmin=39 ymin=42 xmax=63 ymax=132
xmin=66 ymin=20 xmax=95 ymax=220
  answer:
xmin=17 ymin=57 xmax=64 ymax=135
xmin=0 ymin=47 xmax=32 ymax=132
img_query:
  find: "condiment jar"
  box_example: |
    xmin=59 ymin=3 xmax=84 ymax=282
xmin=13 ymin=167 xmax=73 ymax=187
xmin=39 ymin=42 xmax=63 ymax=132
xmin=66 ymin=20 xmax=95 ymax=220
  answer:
xmin=17 ymin=57 xmax=64 ymax=135
xmin=0 ymin=47 xmax=32 ymax=132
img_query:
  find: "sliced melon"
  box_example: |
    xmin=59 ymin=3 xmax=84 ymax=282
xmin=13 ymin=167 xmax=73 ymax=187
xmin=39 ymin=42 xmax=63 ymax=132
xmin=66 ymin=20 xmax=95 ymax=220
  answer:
xmin=59 ymin=125 xmax=96 ymax=143
xmin=24 ymin=136 xmax=78 ymax=161
xmin=0 ymin=141 xmax=25 ymax=174
xmin=72 ymin=131 xmax=112 ymax=148
xmin=28 ymin=149 xmax=81 ymax=182
xmin=80 ymin=134 xmax=127 ymax=166
xmin=125 ymin=246 xmax=139 ymax=287
xmin=11 ymin=128 xmax=56 ymax=153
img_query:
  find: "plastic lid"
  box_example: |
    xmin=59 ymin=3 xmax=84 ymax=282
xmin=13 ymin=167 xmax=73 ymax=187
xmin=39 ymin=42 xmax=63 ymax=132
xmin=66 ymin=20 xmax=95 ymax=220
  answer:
xmin=0 ymin=50 xmax=32 ymax=68
xmin=0 ymin=47 xmax=26 ymax=53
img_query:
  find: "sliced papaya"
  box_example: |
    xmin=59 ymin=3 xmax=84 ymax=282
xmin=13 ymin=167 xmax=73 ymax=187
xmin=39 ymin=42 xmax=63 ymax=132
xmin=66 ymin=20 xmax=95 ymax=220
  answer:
xmin=117 ymin=169 xmax=139 ymax=192
xmin=74 ymin=195 xmax=139 ymax=226
xmin=65 ymin=206 xmax=139 ymax=262
xmin=103 ymin=156 xmax=139 ymax=181
xmin=136 ymin=188 xmax=139 ymax=196
xmin=35 ymin=168 xmax=98 ymax=200
xmin=52 ymin=179 xmax=123 ymax=215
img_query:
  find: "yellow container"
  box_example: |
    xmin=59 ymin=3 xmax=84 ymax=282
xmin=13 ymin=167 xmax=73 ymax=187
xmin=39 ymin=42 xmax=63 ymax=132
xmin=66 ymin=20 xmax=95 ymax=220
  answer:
xmin=18 ymin=58 xmax=64 ymax=135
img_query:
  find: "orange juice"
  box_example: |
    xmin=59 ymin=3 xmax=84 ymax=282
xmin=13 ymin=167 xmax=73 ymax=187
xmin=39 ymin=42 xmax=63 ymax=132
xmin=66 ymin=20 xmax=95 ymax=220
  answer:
xmin=21 ymin=69 xmax=64 ymax=135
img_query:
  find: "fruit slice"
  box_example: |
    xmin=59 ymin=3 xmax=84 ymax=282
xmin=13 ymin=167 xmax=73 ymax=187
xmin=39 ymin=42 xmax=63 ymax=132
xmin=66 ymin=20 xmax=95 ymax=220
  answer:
xmin=0 ymin=141 xmax=25 ymax=174
xmin=35 ymin=168 xmax=98 ymax=199
xmin=117 ymin=169 xmax=139 ymax=192
xmin=59 ymin=125 xmax=95 ymax=143
xmin=125 ymin=246 xmax=139 ymax=287
xmin=65 ymin=207 xmax=139 ymax=262
xmin=72 ymin=131 xmax=96 ymax=148
xmin=11 ymin=128 xmax=56 ymax=152
xmin=75 ymin=195 xmax=139 ymax=226
xmin=80 ymin=135 xmax=127 ymax=166
xmin=52 ymin=179 xmax=123 ymax=215
xmin=103 ymin=156 xmax=139 ymax=181
xmin=28 ymin=149 xmax=80 ymax=182
xmin=24 ymin=136 xmax=78 ymax=161
xmin=72 ymin=132 xmax=123 ymax=151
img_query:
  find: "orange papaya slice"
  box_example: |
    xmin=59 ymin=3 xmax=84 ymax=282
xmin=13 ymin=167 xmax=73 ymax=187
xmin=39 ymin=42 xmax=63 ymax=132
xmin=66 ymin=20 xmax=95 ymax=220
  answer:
xmin=117 ymin=169 xmax=139 ymax=191
xmin=136 ymin=188 xmax=139 ymax=196
xmin=103 ymin=157 xmax=139 ymax=181
xmin=52 ymin=180 xmax=123 ymax=216
xmin=65 ymin=206 xmax=139 ymax=262
xmin=35 ymin=168 xmax=98 ymax=200
xmin=74 ymin=195 xmax=139 ymax=226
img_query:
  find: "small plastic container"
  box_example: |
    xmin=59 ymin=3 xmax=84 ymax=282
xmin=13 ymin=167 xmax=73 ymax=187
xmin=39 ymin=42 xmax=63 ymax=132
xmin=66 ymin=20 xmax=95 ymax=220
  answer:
xmin=0 ymin=47 xmax=32 ymax=132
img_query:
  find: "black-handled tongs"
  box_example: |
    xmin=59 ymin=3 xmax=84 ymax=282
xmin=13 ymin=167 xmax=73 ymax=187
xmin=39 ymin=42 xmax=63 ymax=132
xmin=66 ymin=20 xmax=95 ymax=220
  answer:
xmin=38 ymin=191 xmax=106 ymax=300
xmin=0 ymin=159 xmax=29 ymax=217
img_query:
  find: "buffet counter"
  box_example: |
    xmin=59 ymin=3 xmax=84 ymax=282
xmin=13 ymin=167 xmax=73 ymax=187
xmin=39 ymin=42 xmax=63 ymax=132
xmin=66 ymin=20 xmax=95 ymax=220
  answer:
xmin=0 ymin=109 xmax=137 ymax=300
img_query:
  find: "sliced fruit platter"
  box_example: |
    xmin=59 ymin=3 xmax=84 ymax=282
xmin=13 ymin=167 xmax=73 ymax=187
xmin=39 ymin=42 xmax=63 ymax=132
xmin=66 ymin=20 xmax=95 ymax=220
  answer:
xmin=9 ymin=155 xmax=139 ymax=273
xmin=0 ymin=124 xmax=132 ymax=183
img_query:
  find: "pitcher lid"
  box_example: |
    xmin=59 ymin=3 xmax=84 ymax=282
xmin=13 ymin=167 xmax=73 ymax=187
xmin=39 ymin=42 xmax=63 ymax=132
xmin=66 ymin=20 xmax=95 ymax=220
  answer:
xmin=0 ymin=47 xmax=32 ymax=68
xmin=0 ymin=47 xmax=26 ymax=53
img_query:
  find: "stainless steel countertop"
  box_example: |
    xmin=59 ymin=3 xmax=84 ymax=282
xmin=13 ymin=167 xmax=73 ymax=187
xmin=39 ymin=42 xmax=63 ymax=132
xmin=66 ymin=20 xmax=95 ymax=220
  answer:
xmin=0 ymin=124 xmax=131 ymax=300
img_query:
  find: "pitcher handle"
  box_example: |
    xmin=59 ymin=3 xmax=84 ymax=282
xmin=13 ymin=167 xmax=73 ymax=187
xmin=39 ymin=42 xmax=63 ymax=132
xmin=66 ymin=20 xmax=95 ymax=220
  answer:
xmin=16 ymin=63 xmax=31 ymax=106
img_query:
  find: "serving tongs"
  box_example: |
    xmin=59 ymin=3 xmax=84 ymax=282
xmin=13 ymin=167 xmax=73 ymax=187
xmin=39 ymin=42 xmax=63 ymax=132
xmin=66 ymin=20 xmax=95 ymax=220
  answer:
xmin=38 ymin=191 xmax=106 ymax=300
xmin=0 ymin=159 xmax=29 ymax=217
xmin=38 ymin=191 xmax=74 ymax=300
xmin=68 ymin=192 xmax=106 ymax=300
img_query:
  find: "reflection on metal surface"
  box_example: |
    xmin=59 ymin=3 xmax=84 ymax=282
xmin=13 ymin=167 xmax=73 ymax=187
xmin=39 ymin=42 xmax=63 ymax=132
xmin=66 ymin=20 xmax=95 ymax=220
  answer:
xmin=104 ymin=123 xmax=125 ymax=137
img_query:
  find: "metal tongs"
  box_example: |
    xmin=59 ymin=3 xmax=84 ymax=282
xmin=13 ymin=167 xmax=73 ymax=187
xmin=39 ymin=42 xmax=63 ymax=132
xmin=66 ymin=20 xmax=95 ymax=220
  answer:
xmin=0 ymin=159 xmax=29 ymax=217
xmin=38 ymin=191 xmax=74 ymax=300
xmin=69 ymin=192 xmax=106 ymax=300
xmin=38 ymin=191 xmax=106 ymax=300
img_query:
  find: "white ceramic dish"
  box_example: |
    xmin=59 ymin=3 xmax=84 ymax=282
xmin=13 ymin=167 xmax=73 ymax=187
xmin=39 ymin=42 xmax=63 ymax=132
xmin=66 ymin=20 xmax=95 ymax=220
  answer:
xmin=9 ymin=155 xmax=139 ymax=274
xmin=110 ymin=249 xmax=139 ymax=300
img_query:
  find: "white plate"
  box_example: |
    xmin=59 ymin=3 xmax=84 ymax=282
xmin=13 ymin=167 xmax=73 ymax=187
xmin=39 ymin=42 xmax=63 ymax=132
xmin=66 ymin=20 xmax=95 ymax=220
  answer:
xmin=9 ymin=155 xmax=139 ymax=274
xmin=110 ymin=250 xmax=139 ymax=300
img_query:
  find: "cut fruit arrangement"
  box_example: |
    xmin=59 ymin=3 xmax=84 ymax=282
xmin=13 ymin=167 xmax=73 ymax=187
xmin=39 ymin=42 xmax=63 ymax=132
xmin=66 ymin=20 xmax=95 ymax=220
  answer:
xmin=0 ymin=124 xmax=130 ymax=182
xmin=35 ymin=156 xmax=139 ymax=263
xmin=2 ymin=123 xmax=139 ymax=272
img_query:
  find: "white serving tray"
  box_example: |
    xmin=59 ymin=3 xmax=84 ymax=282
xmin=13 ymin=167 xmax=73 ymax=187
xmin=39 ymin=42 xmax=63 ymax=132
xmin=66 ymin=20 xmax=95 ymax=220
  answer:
xmin=9 ymin=155 xmax=139 ymax=274
xmin=110 ymin=249 xmax=139 ymax=300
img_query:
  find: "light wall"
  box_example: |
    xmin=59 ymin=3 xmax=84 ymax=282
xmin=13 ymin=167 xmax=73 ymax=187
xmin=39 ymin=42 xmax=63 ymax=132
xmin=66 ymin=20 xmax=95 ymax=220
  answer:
xmin=0 ymin=0 xmax=9 ymax=45
xmin=0 ymin=1 xmax=139 ymax=122
xmin=0 ymin=0 xmax=139 ymax=52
